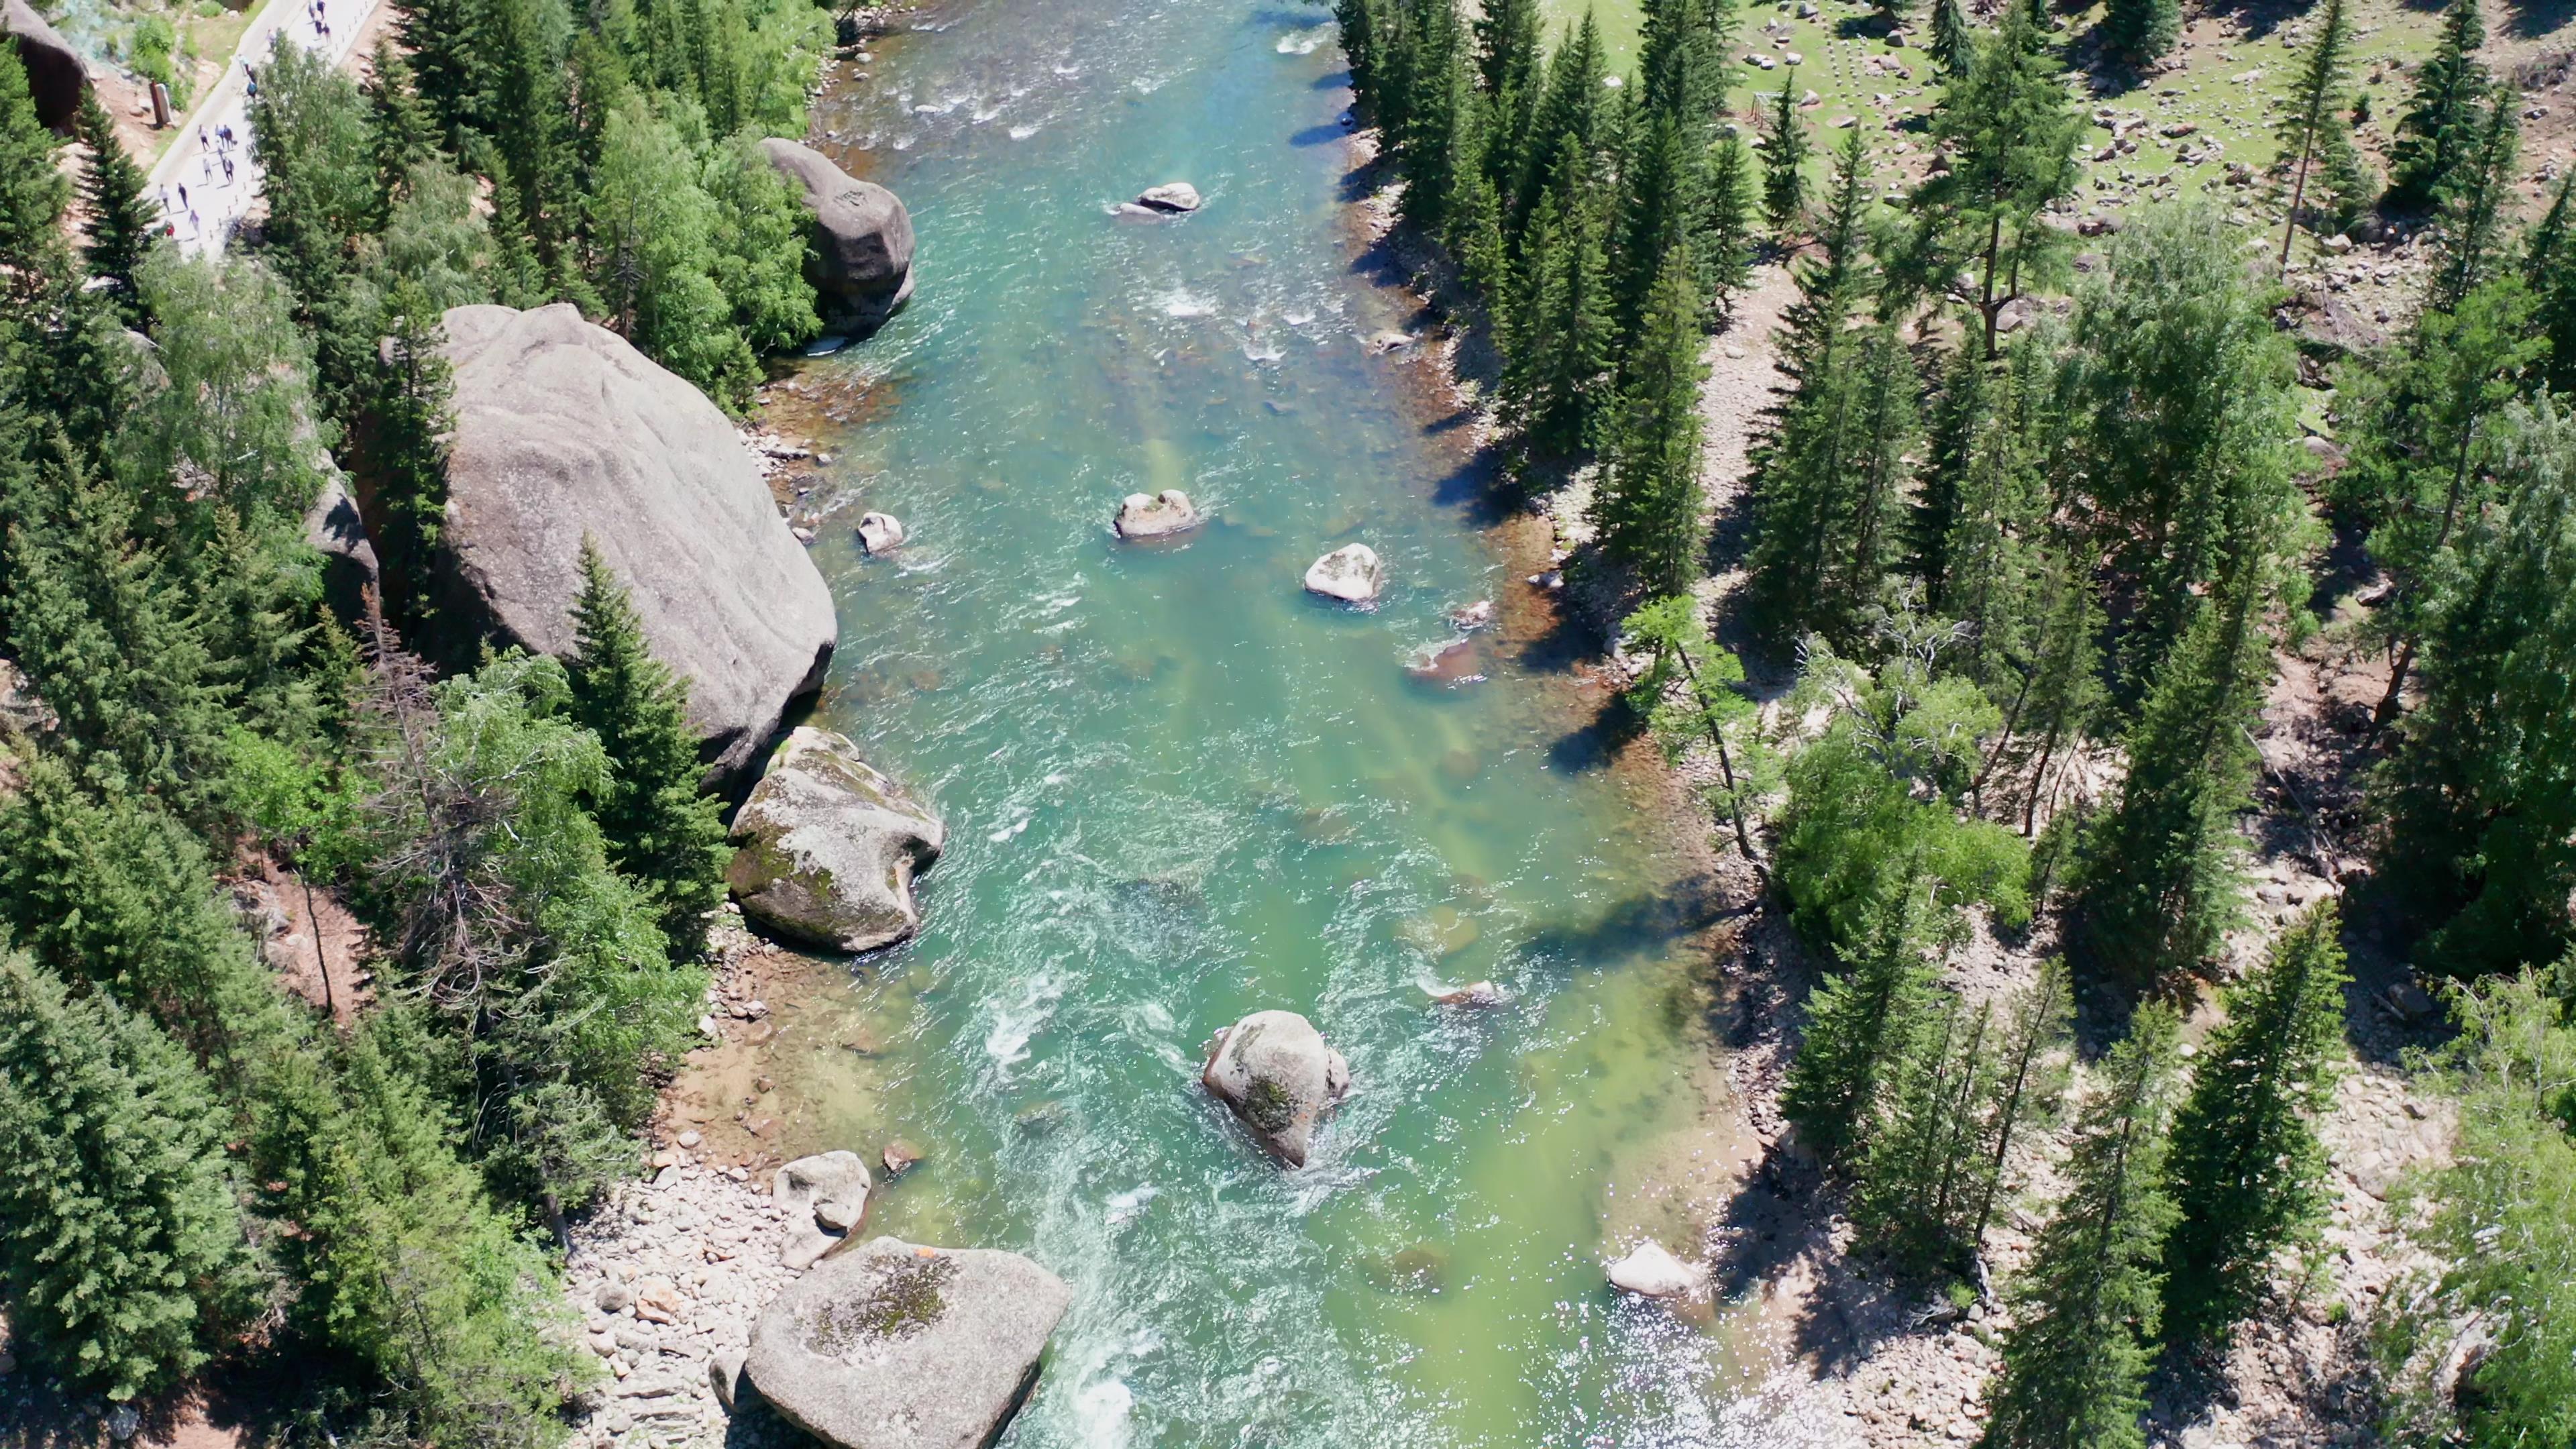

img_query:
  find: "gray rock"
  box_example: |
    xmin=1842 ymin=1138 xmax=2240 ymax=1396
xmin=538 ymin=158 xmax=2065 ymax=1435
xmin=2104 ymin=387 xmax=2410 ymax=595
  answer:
xmin=728 ymin=728 xmax=945 ymax=955
xmin=857 ymin=511 xmax=906 ymax=555
xmin=760 ymin=138 xmax=915 ymax=327
xmin=1134 ymin=182 xmax=1201 ymax=213
xmin=1114 ymin=489 xmax=1201 ymax=539
xmin=709 ymin=1347 xmax=747 ymax=1409
xmin=1605 ymin=1241 xmax=1700 ymax=1299
xmin=1303 ymin=543 xmax=1384 ymax=604
xmin=303 ymin=476 xmax=380 ymax=623
xmin=745 ymin=1238 xmax=1071 ymax=1449
xmin=598 ymin=1281 xmax=637 ymax=1314
xmin=775 ymin=1150 xmax=873 ymax=1271
xmin=5 ymin=0 xmax=87 ymax=130
xmin=1200 ymin=1010 xmax=1350 ymax=1167
xmin=435 ymin=304 xmax=837 ymax=786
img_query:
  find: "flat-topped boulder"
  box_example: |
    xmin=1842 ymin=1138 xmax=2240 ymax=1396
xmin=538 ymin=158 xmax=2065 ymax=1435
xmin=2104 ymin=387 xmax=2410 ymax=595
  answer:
xmin=1201 ymin=1010 xmax=1350 ymax=1167
xmin=760 ymin=138 xmax=916 ymax=327
xmin=727 ymin=728 xmax=945 ymax=954
xmin=435 ymin=303 xmax=836 ymax=784
xmin=745 ymin=1237 xmax=1071 ymax=1449
xmin=1114 ymin=490 xmax=1201 ymax=539
xmin=1303 ymin=543 xmax=1383 ymax=604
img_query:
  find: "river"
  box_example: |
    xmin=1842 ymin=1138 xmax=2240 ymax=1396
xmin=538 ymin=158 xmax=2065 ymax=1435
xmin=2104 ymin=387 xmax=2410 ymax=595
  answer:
xmin=718 ymin=2 xmax=1783 ymax=1444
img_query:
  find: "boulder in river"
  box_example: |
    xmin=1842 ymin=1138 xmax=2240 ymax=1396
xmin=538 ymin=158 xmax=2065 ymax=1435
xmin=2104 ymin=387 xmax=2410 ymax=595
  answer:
xmin=1134 ymin=182 xmax=1202 ymax=213
xmin=858 ymin=511 xmax=906 ymax=555
xmin=727 ymin=727 xmax=946 ymax=954
xmin=775 ymin=1150 xmax=873 ymax=1271
xmin=434 ymin=303 xmax=837 ymax=786
xmin=1429 ymin=981 xmax=1507 ymax=1008
xmin=760 ymin=138 xmax=916 ymax=329
xmin=745 ymin=1237 xmax=1071 ymax=1449
xmin=1448 ymin=598 xmax=1495 ymax=631
xmin=1303 ymin=543 xmax=1383 ymax=604
xmin=1605 ymin=1241 xmax=1701 ymax=1299
xmin=1114 ymin=489 xmax=1201 ymax=539
xmin=5 ymin=0 xmax=87 ymax=130
xmin=1201 ymin=1010 xmax=1350 ymax=1167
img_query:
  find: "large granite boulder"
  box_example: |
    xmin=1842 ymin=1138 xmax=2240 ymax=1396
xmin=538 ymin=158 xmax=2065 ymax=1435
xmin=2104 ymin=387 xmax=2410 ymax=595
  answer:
xmin=5 ymin=0 xmax=87 ymax=131
xmin=745 ymin=1238 xmax=1071 ymax=1449
xmin=1201 ymin=1010 xmax=1350 ymax=1167
xmin=435 ymin=303 xmax=837 ymax=785
xmin=760 ymin=138 xmax=916 ymax=327
xmin=1303 ymin=544 xmax=1383 ymax=604
xmin=728 ymin=728 xmax=945 ymax=953
xmin=775 ymin=1150 xmax=873 ymax=1271
xmin=1114 ymin=490 xmax=1201 ymax=540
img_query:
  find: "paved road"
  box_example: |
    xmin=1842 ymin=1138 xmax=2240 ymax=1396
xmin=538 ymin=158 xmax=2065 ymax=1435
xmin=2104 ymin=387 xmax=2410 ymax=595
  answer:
xmin=144 ymin=0 xmax=381 ymax=255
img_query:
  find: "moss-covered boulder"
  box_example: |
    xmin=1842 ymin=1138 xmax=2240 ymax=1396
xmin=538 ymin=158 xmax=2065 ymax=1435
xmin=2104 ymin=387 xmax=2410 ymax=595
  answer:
xmin=1200 ymin=1010 xmax=1351 ymax=1167
xmin=727 ymin=728 xmax=945 ymax=953
xmin=745 ymin=1238 xmax=1070 ymax=1449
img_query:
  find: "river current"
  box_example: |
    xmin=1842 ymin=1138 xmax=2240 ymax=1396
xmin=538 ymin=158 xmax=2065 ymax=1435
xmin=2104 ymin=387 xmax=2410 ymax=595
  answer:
xmin=737 ymin=2 xmax=1781 ymax=1443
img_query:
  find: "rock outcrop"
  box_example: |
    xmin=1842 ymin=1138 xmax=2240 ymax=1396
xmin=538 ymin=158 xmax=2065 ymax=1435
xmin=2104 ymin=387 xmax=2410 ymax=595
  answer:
xmin=727 ymin=728 xmax=945 ymax=954
xmin=1303 ymin=543 xmax=1383 ymax=604
xmin=745 ymin=1238 xmax=1071 ymax=1449
xmin=774 ymin=1150 xmax=873 ymax=1271
xmin=1114 ymin=490 xmax=1201 ymax=539
xmin=1201 ymin=1010 xmax=1350 ymax=1167
xmin=1134 ymin=182 xmax=1201 ymax=213
xmin=5 ymin=0 xmax=87 ymax=131
xmin=303 ymin=476 xmax=380 ymax=623
xmin=857 ymin=511 xmax=905 ymax=555
xmin=760 ymin=138 xmax=916 ymax=328
xmin=435 ymin=303 xmax=836 ymax=785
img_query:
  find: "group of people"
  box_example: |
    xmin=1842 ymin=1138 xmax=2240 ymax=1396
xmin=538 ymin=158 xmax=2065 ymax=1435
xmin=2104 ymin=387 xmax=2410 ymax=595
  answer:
xmin=150 ymin=0 xmax=356 ymax=254
xmin=158 ymin=118 xmax=244 ymax=242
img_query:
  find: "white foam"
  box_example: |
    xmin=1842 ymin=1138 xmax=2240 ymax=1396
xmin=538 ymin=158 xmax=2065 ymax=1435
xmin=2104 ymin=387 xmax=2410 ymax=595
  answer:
xmin=985 ymin=815 xmax=1032 ymax=843
xmin=1104 ymin=1185 xmax=1159 ymax=1226
xmin=1277 ymin=25 xmax=1332 ymax=54
xmin=1071 ymin=1377 xmax=1135 ymax=1448
xmin=1009 ymin=123 xmax=1042 ymax=140
xmin=1158 ymin=290 xmax=1217 ymax=319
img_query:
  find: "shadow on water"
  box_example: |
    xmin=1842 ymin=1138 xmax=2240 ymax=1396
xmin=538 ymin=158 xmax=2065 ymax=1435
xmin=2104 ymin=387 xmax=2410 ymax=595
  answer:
xmin=1289 ymin=121 xmax=1346 ymax=147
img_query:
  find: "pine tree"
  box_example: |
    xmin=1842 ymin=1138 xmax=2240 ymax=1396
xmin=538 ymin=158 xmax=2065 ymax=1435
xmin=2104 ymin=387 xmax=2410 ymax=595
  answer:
xmin=2006 ymin=549 xmax=2106 ymax=836
xmin=368 ymin=280 xmax=458 ymax=629
xmin=1782 ymin=876 xmax=1945 ymax=1161
xmin=1595 ymin=246 xmax=1709 ymax=595
xmin=2072 ymin=563 xmax=2270 ymax=986
xmin=1614 ymin=108 xmax=1708 ymax=339
xmin=1510 ymin=13 xmax=1607 ymax=226
xmin=2385 ymin=0 xmax=2488 ymax=212
xmin=1472 ymin=0 xmax=1542 ymax=97
xmin=2529 ymin=173 xmax=2576 ymax=398
xmin=1929 ymin=0 xmax=1975 ymax=76
xmin=72 ymin=90 xmax=158 ymax=326
xmin=2159 ymin=904 xmax=2349 ymax=1352
xmin=2100 ymin=0 xmax=2180 ymax=71
xmin=1760 ymin=67 xmax=1810 ymax=237
xmin=1979 ymin=1006 xmax=2183 ymax=1449
xmin=2423 ymin=88 xmax=2520 ymax=315
xmin=0 ymin=42 xmax=68 ymax=296
xmin=1909 ymin=340 xmax=1994 ymax=592
xmin=1509 ymin=153 xmax=1617 ymax=456
xmin=566 ymin=539 xmax=732 ymax=959
xmin=1703 ymin=127 xmax=1758 ymax=322
xmin=1391 ymin=0 xmax=1468 ymax=238
xmin=1622 ymin=596 xmax=1770 ymax=875
xmin=2275 ymin=0 xmax=2355 ymax=264
xmin=1902 ymin=0 xmax=2080 ymax=354
xmin=0 ymin=954 xmax=258 ymax=1401
xmin=2372 ymin=399 xmax=2576 ymax=976
xmin=366 ymin=41 xmax=443 ymax=209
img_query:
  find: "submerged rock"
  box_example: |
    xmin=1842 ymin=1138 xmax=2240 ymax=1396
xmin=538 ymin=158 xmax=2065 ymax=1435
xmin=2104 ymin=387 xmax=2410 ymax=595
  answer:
xmin=1201 ymin=1010 xmax=1350 ymax=1167
xmin=775 ymin=1150 xmax=873 ymax=1271
xmin=745 ymin=1238 xmax=1071 ymax=1449
xmin=760 ymin=138 xmax=916 ymax=329
xmin=727 ymin=728 xmax=946 ymax=954
xmin=1448 ymin=598 xmax=1495 ymax=631
xmin=858 ymin=511 xmax=906 ymax=555
xmin=1135 ymin=182 xmax=1202 ymax=213
xmin=1114 ymin=489 xmax=1202 ymax=539
xmin=1605 ymin=1241 xmax=1701 ymax=1299
xmin=435 ymin=303 xmax=837 ymax=786
xmin=1429 ymin=981 xmax=1507 ymax=1008
xmin=1303 ymin=543 xmax=1384 ymax=604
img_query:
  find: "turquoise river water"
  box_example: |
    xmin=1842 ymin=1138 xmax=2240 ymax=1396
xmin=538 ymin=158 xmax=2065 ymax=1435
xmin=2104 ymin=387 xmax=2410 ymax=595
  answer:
xmin=727 ymin=2 xmax=1787 ymax=1444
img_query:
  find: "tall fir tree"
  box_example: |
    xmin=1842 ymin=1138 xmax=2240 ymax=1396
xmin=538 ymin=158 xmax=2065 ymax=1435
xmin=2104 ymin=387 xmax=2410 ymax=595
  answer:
xmin=72 ymin=90 xmax=158 ymax=327
xmin=0 ymin=954 xmax=260 ymax=1401
xmin=1472 ymin=0 xmax=1542 ymax=97
xmin=2159 ymin=904 xmax=2350 ymax=1352
xmin=2100 ymin=0 xmax=2180 ymax=72
xmin=1781 ymin=875 xmax=1945 ymax=1161
xmin=1908 ymin=339 xmax=1994 ymax=592
xmin=1703 ymin=127 xmax=1758 ymax=322
xmin=1760 ymin=66 xmax=1810 ymax=237
xmin=2372 ymin=399 xmax=2576 ymax=977
xmin=1510 ymin=13 xmax=1608 ymax=226
xmin=565 ymin=539 xmax=732 ymax=959
xmin=1928 ymin=0 xmax=1975 ymax=76
xmin=1595 ymin=246 xmax=1709 ymax=596
xmin=1902 ymin=0 xmax=2080 ymax=355
xmin=366 ymin=280 xmax=458 ymax=630
xmin=365 ymin=41 xmax=443 ymax=211
xmin=2274 ymin=0 xmax=2355 ymax=264
xmin=2384 ymin=0 xmax=2489 ymax=212
xmin=1978 ymin=1006 xmax=2184 ymax=1449
xmin=2527 ymin=172 xmax=2576 ymax=397
xmin=2072 ymin=562 xmax=2270 ymax=986
xmin=0 ymin=43 xmax=68 ymax=297
xmin=2423 ymin=88 xmax=2520 ymax=315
